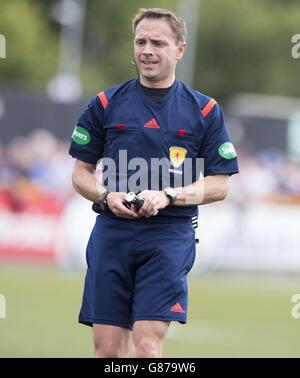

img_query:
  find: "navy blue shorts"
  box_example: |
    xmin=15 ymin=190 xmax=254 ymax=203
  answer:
xmin=79 ymin=214 xmax=196 ymax=329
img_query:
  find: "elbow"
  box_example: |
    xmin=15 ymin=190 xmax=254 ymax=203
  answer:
xmin=218 ymin=183 xmax=230 ymax=201
xmin=72 ymin=171 xmax=80 ymax=193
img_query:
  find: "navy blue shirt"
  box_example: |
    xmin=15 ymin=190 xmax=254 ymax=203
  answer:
xmin=69 ymin=79 xmax=239 ymax=219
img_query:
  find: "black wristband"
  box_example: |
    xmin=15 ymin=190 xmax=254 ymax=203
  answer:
xmin=92 ymin=190 xmax=111 ymax=213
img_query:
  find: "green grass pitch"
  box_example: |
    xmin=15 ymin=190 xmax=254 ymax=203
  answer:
xmin=0 ymin=265 xmax=299 ymax=357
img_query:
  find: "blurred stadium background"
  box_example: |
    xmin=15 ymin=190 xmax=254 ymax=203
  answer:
xmin=1 ymin=0 xmax=300 ymax=357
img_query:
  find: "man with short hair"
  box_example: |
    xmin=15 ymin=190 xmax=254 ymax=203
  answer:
xmin=69 ymin=8 xmax=238 ymax=357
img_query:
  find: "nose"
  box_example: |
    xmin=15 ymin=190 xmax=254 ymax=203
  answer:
xmin=141 ymin=42 xmax=154 ymax=56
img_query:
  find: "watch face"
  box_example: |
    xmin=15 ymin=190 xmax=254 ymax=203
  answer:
xmin=125 ymin=192 xmax=136 ymax=202
xmin=165 ymin=188 xmax=177 ymax=199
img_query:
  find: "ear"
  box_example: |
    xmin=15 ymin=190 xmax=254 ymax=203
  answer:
xmin=176 ymin=42 xmax=187 ymax=61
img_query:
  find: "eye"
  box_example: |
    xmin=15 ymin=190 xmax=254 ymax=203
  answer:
xmin=153 ymin=41 xmax=166 ymax=47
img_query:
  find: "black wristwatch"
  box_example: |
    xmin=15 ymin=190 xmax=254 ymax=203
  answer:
xmin=92 ymin=191 xmax=111 ymax=214
xmin=98 ymin=190 xmax=111 ymax=211
xmin=163 ymin=187 xmax=177 ymax=206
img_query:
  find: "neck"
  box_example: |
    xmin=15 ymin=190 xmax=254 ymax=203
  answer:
xmin=139 ymin=74 xmax=176 ymax=89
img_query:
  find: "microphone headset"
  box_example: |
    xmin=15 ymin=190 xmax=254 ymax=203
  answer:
xmin=131 ymin=58 xmax=139 ymax=76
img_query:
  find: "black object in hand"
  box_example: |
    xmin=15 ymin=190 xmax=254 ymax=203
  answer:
xmin=125 ymin=192 xmax=144 ymax=209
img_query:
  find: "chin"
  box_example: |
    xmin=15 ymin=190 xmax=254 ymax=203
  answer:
xmin=142 ymin=75 xmax=161 ymax=84
xmin=143 ymin=73 xmax=158 ymax=79
xmin=140 ymin=70 xmax=160 ymax=80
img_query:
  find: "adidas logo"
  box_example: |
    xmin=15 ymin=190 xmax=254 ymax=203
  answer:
xmin=144 ymin=118 xmax=160 ymax=129
xmin=170 ymin=302 xmax=185 ymax=314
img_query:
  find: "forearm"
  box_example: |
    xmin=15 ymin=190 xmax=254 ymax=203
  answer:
xmin=72 ymin=164 xmax=105 ymax=203
xmin=174 ymin=175 xmax=229 ymax=206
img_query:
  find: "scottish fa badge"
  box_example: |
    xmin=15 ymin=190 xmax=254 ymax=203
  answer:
xmin=169 ymin=146 xmax=187 ymax=175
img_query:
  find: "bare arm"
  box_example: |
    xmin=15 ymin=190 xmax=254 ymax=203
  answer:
xmin=71 ymin=159 xmax=138 ymax=218
xmin=72 ymin=160 xmax=229 ymax=217
xmin=71 ymin=159 xmax=101 ymax=203
xmin=138 ymin=175 xmax=230 ymax=217
xmin=175 ymin=174 xmax=230 ymax=206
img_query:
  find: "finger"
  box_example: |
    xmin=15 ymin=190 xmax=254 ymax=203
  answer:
xmin=147 ymin=206 xmax=159 ymax=217
xmin=146 ymin=198 xmax=160 ymax=217
xmin=139 ymin=197 xmax=156 ymax=217
xmin=138 ymin=197 xmax=152 ymax=216
xmin=111 ymin=203 xmax=139 ymax=218
xmin=138 ymin=190 xmax=148 ymax=198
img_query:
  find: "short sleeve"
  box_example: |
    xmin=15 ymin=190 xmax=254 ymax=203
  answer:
xmin=200 ymin=103 xmax=239 ymax=177
xmin=68 ymin=96 xmax=105 ymax=164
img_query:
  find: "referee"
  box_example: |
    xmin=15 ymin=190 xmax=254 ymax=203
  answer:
xmin=69 ymin=8 xmax=239 ymax=357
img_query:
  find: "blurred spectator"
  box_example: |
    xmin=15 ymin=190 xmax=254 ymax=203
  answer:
xmin=1 ymin=129 xmax=300 ymax=214
xmin=0 ymin=129 xmax=73 ymax=213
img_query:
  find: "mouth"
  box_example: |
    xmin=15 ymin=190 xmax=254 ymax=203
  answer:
xmin=140 ymin=60 xmax=159 ymax=66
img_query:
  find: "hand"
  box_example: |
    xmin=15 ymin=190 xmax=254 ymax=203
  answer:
xmin=107 ymin=192 xmax=139 ymax=219
xmin=137 ymin=190 xmax=170 ymax=218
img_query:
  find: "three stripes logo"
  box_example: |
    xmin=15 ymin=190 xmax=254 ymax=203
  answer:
xmin=170 ymin=302 xmax=185 ymax=314
xmin=144 ymin=118 xmax=160 ymax=129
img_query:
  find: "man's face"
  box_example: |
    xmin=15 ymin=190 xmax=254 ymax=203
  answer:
xmin=134 ymin=18 xmax=186 ymax=86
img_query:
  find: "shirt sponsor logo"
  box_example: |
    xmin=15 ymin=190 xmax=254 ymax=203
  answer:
xmin=72 ymin=125 xmax=91 ymax=145
xmin=218 ymin=142 xmax=237 ymax=160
